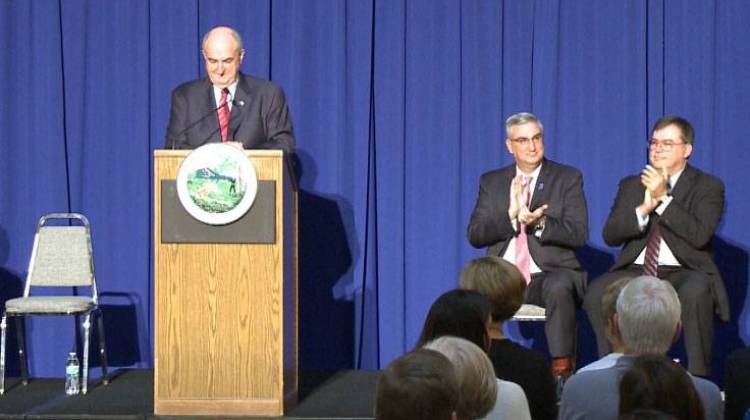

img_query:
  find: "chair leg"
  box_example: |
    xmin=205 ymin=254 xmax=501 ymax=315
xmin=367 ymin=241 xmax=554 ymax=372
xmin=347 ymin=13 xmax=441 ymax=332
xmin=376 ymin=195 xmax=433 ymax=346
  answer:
xmin=95 ymin=311 xmax=109 ymax=385
xmin=82 ymin=314 xmax=90 ymax=395
xmin=14 ymin=318 xmax=27 ymax=386
xmin=1 ymin=315 xmax=6 ymax=395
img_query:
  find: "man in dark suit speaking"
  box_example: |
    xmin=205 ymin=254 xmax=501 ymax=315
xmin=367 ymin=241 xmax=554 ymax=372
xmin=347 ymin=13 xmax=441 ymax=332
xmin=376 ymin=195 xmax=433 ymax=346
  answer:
xmin=467 ymin=112 xmax=589 ymax=379
xmin=584 ymin=116 xmax=728 ymax=376
xmin=165 ymin=26 xmax=295 ymax=153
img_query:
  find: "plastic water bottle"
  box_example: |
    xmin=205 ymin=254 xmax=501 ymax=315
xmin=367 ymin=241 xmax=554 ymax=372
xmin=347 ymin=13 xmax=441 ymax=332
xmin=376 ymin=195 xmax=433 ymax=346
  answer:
xmin=65 ymin=352 xmax=80 ymax=395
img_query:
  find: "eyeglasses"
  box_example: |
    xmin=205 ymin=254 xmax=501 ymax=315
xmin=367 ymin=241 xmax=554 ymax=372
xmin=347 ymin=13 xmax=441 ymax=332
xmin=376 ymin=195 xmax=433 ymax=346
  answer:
xmin=648 ymin=139 xmax=685 ymax=151
xmin=510 ymin=133 xmax=543 ymax=147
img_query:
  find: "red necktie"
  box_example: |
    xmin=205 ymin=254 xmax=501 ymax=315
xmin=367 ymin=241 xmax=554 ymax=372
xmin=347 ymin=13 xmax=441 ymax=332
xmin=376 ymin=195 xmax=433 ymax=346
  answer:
xmin=217 ymin=88 xmax=230 ymax=142
xmin=643 ymin=219 xmax=661 ymax=276
xmin=515 ymin=176 xmax=533 ymax=284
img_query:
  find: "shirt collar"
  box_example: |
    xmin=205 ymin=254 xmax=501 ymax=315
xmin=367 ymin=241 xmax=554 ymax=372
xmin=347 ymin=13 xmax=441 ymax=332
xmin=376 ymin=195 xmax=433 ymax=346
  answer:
xmin=515 ymin=163 xmax=542 ymax=179
xmin=212 ymin=80 xmax=239 ymax=107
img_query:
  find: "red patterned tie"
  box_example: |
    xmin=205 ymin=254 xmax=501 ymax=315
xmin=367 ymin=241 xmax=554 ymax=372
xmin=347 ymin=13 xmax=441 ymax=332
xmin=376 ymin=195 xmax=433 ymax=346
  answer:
xmin=217 ymin=88 xmax=230 ymax=142
xmin=643 ymin=220 xmax=661 ymax=276
xmin=515 ymin=176 xmax=533 ymax=284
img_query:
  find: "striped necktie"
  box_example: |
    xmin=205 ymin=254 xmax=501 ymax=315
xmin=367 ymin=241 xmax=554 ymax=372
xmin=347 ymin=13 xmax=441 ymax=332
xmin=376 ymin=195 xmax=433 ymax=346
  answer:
xmin=643 ymin=182 xmax=670 ymax=276
xmin=217 ymin=88 xmax=230 ymax=142
xmin=642 ymin=219 xmax=661 ymax=276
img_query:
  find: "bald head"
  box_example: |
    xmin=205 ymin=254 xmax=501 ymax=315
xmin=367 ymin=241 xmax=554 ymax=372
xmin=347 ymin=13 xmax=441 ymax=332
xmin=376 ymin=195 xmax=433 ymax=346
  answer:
xmin=202 ymin=26 xmax=245 ymax=89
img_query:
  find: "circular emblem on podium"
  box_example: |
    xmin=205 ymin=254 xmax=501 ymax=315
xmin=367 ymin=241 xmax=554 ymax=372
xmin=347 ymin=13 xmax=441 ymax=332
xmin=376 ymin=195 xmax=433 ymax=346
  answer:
xmin=176 ymin=143 xmax=258 ymax=225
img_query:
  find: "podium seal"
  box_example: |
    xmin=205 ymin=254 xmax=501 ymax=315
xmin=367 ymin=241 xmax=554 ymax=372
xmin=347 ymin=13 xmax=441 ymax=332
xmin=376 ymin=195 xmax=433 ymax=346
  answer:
xmin=176 ymin=143 xmax=258 ymax=225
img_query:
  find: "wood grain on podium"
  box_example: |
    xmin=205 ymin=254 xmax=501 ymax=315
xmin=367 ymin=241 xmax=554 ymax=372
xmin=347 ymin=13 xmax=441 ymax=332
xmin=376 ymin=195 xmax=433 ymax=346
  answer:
xmin=153 ymin=150 xmax=297 ymax=416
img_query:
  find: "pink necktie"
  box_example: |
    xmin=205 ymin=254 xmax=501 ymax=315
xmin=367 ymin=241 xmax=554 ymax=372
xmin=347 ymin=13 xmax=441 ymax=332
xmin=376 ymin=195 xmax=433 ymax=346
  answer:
xmin=515 ymin=176 xmax=533 ymax=284
xmin=217 ymin=88 xmax=230 ymax=142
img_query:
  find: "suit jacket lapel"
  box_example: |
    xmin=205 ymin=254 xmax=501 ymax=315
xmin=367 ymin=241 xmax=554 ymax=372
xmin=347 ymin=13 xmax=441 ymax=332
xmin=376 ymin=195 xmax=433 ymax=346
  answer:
xmin=529 ymin=160 xmax=549 ymax=210
xmin=202 ymin=80 xmax=220 ymax=142
xmin=229 ymin=73 xmax=252 ymax=136
xmin=669 ymin=164 xmax=696 ymax=202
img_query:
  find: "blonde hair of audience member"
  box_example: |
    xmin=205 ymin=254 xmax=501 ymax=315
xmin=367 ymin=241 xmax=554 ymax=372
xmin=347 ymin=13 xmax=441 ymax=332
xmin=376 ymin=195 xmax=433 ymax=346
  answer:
xmin=615 ymin=276 xmax=682 ymax=355
xmin=375 ymin=348 xmax=459 ymax=420
xmin=459 ymin=256 xmax=526 ymax=322
xmin=425 ymin=336 xmax=498 ymax=420
xmin=601 ymin=277 xmax=630 ymax=353
xmin=618 ymin=354 xmax=705 ymax=420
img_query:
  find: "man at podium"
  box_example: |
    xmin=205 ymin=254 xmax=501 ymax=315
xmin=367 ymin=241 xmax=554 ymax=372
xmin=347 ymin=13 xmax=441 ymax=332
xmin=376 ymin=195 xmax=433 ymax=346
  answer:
xmin=165 ymin=26 xmax=295 ymax=153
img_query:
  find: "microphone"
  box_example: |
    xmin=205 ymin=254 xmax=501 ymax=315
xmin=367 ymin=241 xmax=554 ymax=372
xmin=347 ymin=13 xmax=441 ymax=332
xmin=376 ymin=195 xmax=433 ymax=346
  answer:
xmin=168 ymin=88 xmax=239 ymax=149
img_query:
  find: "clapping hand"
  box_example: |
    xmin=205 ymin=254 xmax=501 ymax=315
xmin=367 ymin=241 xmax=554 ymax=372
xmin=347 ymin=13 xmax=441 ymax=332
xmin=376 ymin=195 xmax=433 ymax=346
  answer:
xmin=508 ymin=175 xmax=525 ymax=221
xmin=510 ymin=175 xmax=548 ymax=227
xmin=639 ymin=164 xmax=669 ymax=214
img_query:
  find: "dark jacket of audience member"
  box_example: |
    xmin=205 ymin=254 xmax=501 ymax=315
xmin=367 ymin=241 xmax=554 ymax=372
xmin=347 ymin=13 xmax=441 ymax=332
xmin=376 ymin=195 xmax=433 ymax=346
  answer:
xmin=460 ymin=256 xmax=557 ymax=420
xmin=725 ymin=346 xmax=750 ymax=420
xmin=416 ymin=288 xmax=532 ymax=420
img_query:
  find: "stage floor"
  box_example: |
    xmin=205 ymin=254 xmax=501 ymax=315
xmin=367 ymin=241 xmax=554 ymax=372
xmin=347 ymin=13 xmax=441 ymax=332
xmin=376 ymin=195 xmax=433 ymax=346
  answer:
xmin=0 ymin=369 xmax=378 ymax=419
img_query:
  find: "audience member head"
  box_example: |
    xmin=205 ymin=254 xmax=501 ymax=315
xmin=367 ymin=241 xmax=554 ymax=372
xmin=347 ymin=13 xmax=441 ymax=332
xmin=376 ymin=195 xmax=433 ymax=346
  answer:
xmin=425 ymin=336 xmax=498 ymax=420
xmin=602 ymin=276 xmax=630 ymax=352
xmin=459 ymin=256 xmax=526 ymax=322
xmin=618 ymin=354 xmax=705 ymax=420
xmin=416 ymin=289 xmax=492 ymax=351
xmin=375 ymin=348 xmax=459 ymax=420
xmin=616 ymin=276 xmax=681 ymax=355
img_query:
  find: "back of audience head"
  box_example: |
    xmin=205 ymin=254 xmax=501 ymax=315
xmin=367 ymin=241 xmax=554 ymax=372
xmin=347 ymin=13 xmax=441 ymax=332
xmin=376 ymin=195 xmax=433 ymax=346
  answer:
xmin=602 ymin=276 xmax=630 ymax=352
xmin=424 ymin=336 xmax=498 ymax=420
xmin=375 ymin=348 xmax=459 ymax=420
xmin=459 ymin=256 xmax=526 ymax=322
xmin=416 ymin=289 xmax=491 ymax=351
xmin=618 ymin=354 xmax=705 ymax=420
xmin=616 ymin=276 xmax=681 ymax=355
xmin=618 ymin=409 xmax=679 ymax=420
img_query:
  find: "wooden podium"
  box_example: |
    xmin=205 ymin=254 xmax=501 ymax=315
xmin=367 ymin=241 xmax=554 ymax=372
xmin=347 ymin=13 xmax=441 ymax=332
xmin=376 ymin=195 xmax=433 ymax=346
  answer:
xmin=153 ymin=149 xmax=298 ymax=416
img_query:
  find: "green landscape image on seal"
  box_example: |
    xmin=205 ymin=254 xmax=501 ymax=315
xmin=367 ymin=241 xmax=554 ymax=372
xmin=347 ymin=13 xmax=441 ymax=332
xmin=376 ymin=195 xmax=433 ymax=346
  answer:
xmin=187 ymin=159 xmax=245 ymax=213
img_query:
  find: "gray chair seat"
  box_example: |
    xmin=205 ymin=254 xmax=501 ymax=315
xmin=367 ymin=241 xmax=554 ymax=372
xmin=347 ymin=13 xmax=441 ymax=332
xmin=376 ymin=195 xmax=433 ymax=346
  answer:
xmin=512 ymin=303 xmax=547 ymax=321
xmin=5 ymin=296 xmax=95 ymax=314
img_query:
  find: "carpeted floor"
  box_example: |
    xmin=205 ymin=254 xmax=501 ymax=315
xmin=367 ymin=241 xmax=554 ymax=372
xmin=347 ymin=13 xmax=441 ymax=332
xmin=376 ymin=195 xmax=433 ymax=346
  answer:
xmin=0 ymin=369 xmax=379 ymax=419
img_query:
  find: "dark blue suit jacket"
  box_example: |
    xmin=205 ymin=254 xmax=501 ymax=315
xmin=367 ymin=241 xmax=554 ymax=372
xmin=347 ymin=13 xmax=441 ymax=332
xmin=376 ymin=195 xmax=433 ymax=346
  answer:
xmin=602 ymin=164 xmax=729 ymax=320
xmin=165 ymin=72 xmax=295 ymax=153
xmin=467 ymin=159 xmax=589 ymax=298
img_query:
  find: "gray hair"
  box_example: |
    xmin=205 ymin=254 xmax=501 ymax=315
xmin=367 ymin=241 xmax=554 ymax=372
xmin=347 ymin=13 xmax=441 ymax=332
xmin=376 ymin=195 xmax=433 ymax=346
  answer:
xmin=424 ymin=336 xmax=497 ymax=420
xmin=505 ymin=112 xmax=544 ymax=138
xmin=616 ymin=276 xmax=681 ymax=355
xmin=202 ymin=26 xmax=244 ymax=52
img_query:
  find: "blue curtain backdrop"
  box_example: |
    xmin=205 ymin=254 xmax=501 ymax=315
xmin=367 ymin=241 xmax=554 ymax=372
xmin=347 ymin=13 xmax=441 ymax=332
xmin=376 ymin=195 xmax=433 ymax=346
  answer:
xmin=1 ymin=0 xmax=749 ymax=384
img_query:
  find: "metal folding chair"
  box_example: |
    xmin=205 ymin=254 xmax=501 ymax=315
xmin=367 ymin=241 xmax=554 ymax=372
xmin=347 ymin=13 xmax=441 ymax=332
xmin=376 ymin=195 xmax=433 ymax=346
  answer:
xmin=0 ymin=213 xmax=108 ymax=394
